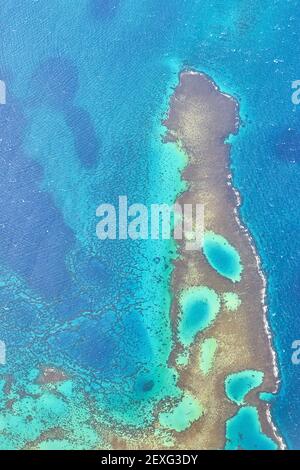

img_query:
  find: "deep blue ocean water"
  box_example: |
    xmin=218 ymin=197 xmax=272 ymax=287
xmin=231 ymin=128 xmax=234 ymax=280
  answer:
xmin=0 ymin=0 xmax=299 ymax=449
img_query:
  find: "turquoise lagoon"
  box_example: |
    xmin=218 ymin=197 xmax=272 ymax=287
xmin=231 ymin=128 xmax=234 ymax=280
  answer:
xmin=226 ymin=407 xmax=277 ymax=450
xmin=203 ymin=232 xmax=243 ymax=283
xmin=178 ymin=287 xmax=220 ymax=347
xmin=225 ymin=370 xmax=264 ymax=406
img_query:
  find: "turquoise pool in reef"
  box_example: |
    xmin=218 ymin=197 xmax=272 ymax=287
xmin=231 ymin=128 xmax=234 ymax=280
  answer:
xmin=159 ymin=393 xmax=203 ymax=432
xmin=178 ymin=287 xmax=221 ymax=347
xmin=222 ymin=292 xmax=241 ymax=312
xmin=225 ymin=370 xmax=264 ymax=406
xmin=203 ymin=232 xmax=243 ymax=283
xmin=225 ymin=407 xmax=278 ymax=450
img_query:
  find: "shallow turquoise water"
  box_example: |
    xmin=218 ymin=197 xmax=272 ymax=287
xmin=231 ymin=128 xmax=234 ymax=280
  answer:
xmin=225 ymin=406 xmax=278 ymax=450
xmin=225 ymin=370 xmax=264 ymax=405
xmin=159 ymin=393 xmax=203 ymax=432
xmin=203 ymin=232 xmax=243 ymax=283
xmin=178 ymin=287 xmax=221 ymax=347
xmin=222 ymin=292 xmax=241 ymax=312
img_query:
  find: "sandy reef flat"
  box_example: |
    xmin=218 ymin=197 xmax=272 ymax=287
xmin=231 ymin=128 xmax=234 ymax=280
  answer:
xmin=160 ymin=71 xmax=283 ymax=450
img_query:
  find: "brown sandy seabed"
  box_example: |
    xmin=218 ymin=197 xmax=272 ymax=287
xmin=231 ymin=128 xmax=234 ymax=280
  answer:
xmin=112 ymin=71 xmax=285 ymax=451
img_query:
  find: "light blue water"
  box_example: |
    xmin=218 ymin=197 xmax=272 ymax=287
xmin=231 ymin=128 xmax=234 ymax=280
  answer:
xmin=203 ymin=232 xmax=243 ymax=282
xmin=225 ymin=406 xmax=278 ymax=450
xmin=225 ymin=370 xmax=264 ymax=406
xmin=0 ymin=0 xmax=299 ymax=449
xmin=178 ymin=287 xmax=221 ymax=347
